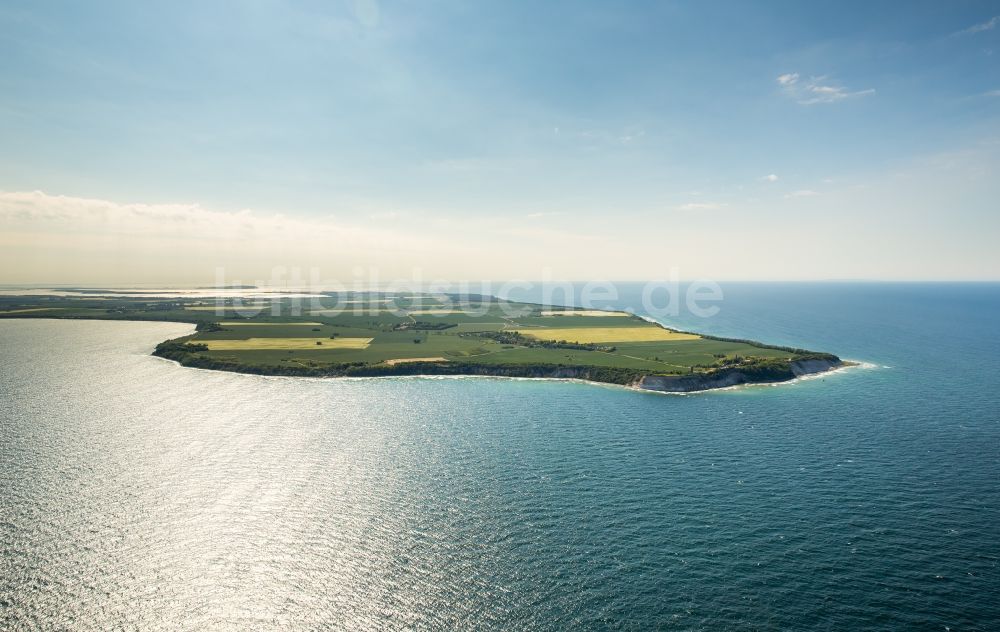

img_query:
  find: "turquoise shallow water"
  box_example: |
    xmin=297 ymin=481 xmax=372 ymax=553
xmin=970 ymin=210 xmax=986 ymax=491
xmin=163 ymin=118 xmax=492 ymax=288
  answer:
xmin=1 ymin=283 xmax=999 ymax=630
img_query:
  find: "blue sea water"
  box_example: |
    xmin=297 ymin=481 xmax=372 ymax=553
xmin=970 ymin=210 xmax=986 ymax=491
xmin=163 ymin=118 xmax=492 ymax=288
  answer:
xmin=1 ymin=283 xmax=998 ymax=630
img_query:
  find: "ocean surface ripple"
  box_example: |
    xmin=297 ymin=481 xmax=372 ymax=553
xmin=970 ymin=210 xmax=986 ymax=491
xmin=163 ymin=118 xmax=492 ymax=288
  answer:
xmin=2 ymin=283 xmax=999 ymax=630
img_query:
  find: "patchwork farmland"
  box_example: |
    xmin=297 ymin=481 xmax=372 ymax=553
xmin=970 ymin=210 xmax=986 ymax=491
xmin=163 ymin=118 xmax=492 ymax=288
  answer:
xmin=0 ymin=291 xmax=842 ymax=390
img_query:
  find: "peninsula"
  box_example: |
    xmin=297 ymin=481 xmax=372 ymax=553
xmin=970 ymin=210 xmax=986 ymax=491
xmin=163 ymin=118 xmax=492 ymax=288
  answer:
xmin=0 ymin=291 xmax=845 ymax=392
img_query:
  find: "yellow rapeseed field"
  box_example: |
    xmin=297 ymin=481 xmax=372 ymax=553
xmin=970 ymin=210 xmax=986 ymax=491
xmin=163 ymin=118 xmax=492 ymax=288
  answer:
xmin=539 ymin=310 xmax=630 ymax=317
xmin=515 ymin=326 xmax=699 ymax=344
xmin=218 ymin=322 xmax=325 ymax=326
xmin=0 ymin=307 xmax=65 ymax=314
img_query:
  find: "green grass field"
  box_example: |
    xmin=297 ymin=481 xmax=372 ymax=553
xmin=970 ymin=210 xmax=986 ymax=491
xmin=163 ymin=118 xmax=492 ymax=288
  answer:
xmin=202 ymin=337 xmax=373 ymax=350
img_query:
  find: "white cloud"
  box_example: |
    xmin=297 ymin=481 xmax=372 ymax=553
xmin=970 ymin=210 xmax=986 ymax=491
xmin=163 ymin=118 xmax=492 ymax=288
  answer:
xmin=957 ymin=15 xmax=999 ymax=35
xmin=676 ymin=202 xmax=727 ymax=211
xmin=801 ymin=83 xmax=875 ymax=105
xmin=0 ymin=190 xmax=622 ymax=283
xmin=986 ymin=89 xmax=1000 ymax=97
xmin=777 ymin=73 xmax=875 ymax=105
xmin=762 ymin=174 xmax=779 ymax=182
xmin=784 ymin=190 xmax=820 ymax=198
xmin=0 ymin=190 xmax=417 ymax=247
xmin=0 ymin=190 xmax=452 ymax=283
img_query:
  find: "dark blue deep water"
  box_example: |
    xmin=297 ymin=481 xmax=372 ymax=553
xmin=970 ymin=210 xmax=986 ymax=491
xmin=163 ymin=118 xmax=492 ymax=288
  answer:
xmin=1 ymin=283 xmax=999 ymax=630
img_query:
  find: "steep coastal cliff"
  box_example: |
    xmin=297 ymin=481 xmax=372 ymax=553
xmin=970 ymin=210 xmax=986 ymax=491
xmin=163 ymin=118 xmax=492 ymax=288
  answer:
xmin=634 ymin=357 xmax=844 ymax=393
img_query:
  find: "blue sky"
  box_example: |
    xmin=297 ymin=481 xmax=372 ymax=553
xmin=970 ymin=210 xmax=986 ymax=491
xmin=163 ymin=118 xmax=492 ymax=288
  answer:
xmin=0 ymin=1 xmax=998 ymax=282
